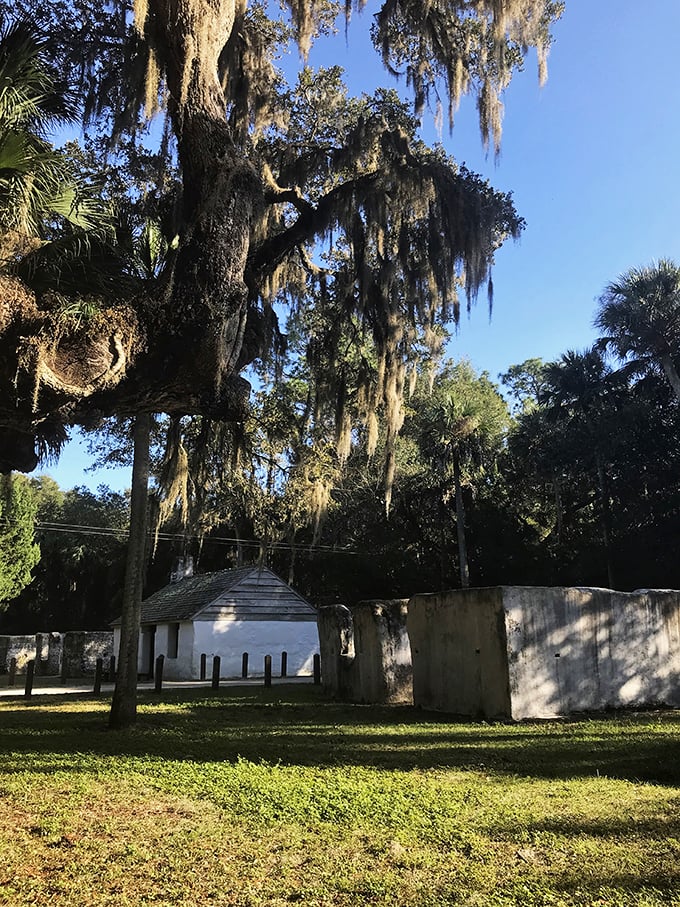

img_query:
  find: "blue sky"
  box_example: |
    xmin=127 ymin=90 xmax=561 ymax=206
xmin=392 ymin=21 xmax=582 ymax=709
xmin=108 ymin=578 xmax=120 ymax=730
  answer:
xmin=36 ymin=0 xmax=680 ymax=491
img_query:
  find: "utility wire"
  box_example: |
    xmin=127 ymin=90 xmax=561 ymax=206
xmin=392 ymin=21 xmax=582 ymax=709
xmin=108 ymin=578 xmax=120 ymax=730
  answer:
xmin=0 ymin=518 xmax=357 ymax=555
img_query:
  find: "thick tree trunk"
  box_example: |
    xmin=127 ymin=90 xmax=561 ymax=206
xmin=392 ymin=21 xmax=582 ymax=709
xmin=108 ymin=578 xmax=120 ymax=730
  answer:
xmin=149 ymin=0 xmax=260 ymax=382
xmin=453 ymin=451 xmax=470 ymax=589
xmin=109 ymin=412 xmax=151 ymax=729
xmin=0 ymin=0 xmax=259 ymax=473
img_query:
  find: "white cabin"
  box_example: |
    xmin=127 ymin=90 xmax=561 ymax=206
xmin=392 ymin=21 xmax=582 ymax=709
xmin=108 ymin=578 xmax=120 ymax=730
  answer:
xmin=113 ymin=566 xmax=319 ymax=681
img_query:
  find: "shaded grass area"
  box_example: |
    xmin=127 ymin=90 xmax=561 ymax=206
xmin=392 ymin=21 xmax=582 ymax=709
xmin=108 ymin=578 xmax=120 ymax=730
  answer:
xmin=1 ymin=686 xmax=679 ymax=906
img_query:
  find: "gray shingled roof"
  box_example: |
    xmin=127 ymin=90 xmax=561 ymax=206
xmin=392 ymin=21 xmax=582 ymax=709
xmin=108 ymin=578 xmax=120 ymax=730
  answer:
xmin=112 ymin=566 xmax=315 ymax=626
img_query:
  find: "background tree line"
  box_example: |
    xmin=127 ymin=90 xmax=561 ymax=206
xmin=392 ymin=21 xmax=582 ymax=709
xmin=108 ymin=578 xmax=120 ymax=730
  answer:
xmin=5 ymin=253 xmax=680 ymax=633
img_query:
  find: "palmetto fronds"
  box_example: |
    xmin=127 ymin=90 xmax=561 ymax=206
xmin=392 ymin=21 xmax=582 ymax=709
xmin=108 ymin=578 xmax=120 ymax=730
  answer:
xmin=596 ymin=259 xmax=680 ymax=401
xmin=0 ymin=17 xmax=111 ymax=252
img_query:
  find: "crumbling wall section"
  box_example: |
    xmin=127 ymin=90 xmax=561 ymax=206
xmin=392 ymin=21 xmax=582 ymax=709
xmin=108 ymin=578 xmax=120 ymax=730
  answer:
xmin=352 ymin=599 xmax=412 ymax=704
xmin=317 ymin=605 xmax=356 ymax=698
xmin=35 ymin=632 xmax=63 ymax=675
xmin=0 ymin=635 xmax=36 ymax=673
xmin=61 ymin=631 xmax=114 ymax=678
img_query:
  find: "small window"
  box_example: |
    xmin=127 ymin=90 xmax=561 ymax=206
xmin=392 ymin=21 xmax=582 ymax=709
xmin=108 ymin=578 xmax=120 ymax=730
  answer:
xmin=168 ymin=623 xmax=180 ymax=659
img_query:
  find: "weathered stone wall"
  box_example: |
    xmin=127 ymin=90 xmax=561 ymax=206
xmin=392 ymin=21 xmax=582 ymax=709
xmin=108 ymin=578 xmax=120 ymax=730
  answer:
xmin=317 ymin=605 xmax=356 ymax=698
xmin=352 ymin=600 xmax=412 ymax=704
xmin=408 ymin=588 xmax=511 ymax=718
xmin=317 ymin=600 xmax=413 ymax=703
xmin=408 ymin=586 xmax=680 ymax=720
xmin=0 ymin=635 xmax=37 ymax=673
xmin=62 ymin=631 xmax=114 ymax=678
xmin=504 ymin=587 xmax=680 ymax=718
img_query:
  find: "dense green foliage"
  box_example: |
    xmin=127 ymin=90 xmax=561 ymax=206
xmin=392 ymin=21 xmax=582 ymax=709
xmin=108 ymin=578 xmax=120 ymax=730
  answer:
xmin=0 ymin=478 xmax=127 ymax=632
xmin=7 ymin=327 xmax=680 ymax=628
xmin=6 ymin=298 xmax=680 ymax=627
xmin=0 ymin=473 xmax=39 ymax=605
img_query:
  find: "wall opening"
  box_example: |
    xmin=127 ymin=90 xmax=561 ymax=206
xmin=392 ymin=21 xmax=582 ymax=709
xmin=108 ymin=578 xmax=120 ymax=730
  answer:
xmin=168 ymin=623 xmax=180 ymax=659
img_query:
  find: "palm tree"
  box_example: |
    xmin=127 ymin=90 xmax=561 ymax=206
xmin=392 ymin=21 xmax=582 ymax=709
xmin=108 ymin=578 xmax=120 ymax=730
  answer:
xmin=109 ymin=412 xmax=151 ymax=729
xmin=595 ymin=259 xmax=680 ymax=401
xmin=539 ymin=348 xmax=627 ymax=588
xmin=414 ymin=361 xmax=509 ymax=588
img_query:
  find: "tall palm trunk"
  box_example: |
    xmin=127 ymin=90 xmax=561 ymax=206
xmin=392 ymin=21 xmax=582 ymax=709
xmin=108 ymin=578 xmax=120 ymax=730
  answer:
xmin=453 ymin=450 xmax=470 ymax=589
xmin=552 ymin=470 xmax=564 ymax=546
xmin=594 ymin=450 xmax=615 ymax=590
xmin=437 ymin=496 xmax=448 ymax=591
xmin=660 ymin=354 xmax=680 ymax=402
xmin=109 ymin=413 xmax=151 ymax=729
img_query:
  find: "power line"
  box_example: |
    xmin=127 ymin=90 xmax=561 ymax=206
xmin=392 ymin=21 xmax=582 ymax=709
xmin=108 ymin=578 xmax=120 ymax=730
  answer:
xmin=0 ymin=519 xmax=358 ymax=555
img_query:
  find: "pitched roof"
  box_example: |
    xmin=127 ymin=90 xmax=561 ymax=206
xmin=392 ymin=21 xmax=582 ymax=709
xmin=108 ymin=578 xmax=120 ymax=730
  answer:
xmin=112 ymin=566 xmax=316 ymax=626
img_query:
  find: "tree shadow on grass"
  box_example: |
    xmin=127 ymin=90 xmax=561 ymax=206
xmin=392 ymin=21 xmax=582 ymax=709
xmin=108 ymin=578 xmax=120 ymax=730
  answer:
xmin=552 ymin=868 xmax=680 ymax=901
xmin=1 ymin=686 xmax=679 ymax=785
xmin=490 ymin=812 xmax=680 ymax=841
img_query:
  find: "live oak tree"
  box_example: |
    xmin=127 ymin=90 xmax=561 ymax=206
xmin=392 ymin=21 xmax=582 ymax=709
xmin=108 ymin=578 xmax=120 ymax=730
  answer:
xmin=0 ymin=0 xmax=563 ymax=471
xmin=0 ymin=0 xmax=562 ymax=725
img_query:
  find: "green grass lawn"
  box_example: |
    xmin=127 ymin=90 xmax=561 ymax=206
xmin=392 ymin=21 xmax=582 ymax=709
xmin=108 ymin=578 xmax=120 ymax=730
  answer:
xmin=0 ymin=686 xmax=679 ymax=906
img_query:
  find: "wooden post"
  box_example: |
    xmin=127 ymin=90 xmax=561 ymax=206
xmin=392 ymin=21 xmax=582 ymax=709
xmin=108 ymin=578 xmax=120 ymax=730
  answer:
xmin=200 ymin=653 xmax=207 ymax=681
xmin=60 ymin=651 xmax=68 ymax=685
xmin=8 ymin=657 xmax=16 ymax=687
xmin=93 ymin=658 xmax=103 ymax=695
xmin=241 ymin=652 xmax=248 ymax=679
xmin=280 ymin=651 xmax=287 ymax=678
xmin=313 ymin=653 xmax=321 ymax=685
xmin=155 ymin=655 xmax=165 ymax=693
xmin=109 ymin=655 xmax=116 ymax=682
xmin=211 ymin=655 xmax=221 ymax=690
xmin=264 ymin=654 xmax=272 ymax=688
xmin=24 ymin=660 xmax=35 ymax=699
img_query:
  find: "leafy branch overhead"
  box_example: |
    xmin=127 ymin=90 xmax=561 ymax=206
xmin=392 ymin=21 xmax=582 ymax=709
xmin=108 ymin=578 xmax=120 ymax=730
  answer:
xmin=0 ymin=0 xmax=561 ymax=474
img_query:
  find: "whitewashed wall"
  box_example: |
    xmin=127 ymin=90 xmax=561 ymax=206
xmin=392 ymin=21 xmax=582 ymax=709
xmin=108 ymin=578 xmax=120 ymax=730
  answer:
xmin=113 ymin=626 xmax=155 ymax=676
xmin=193 ymin=619 xmax=319 ymax=679
xmin=116 ymin=619 xmax=318 ymax=680
xmin=505 ymin=587 xmax=680 ymax=718
xmin=153 ymin=621 xmax=194 ymax=681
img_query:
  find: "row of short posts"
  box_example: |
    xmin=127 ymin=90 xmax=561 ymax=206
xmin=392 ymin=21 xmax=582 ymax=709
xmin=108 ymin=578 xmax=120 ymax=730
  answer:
xmin=17 ymin=651 xmax=321 ymax=697
xmin=18 ymin=656 xmax=118 ymax=699
xmin=152 ymin=652 xmax=322 ymax=692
